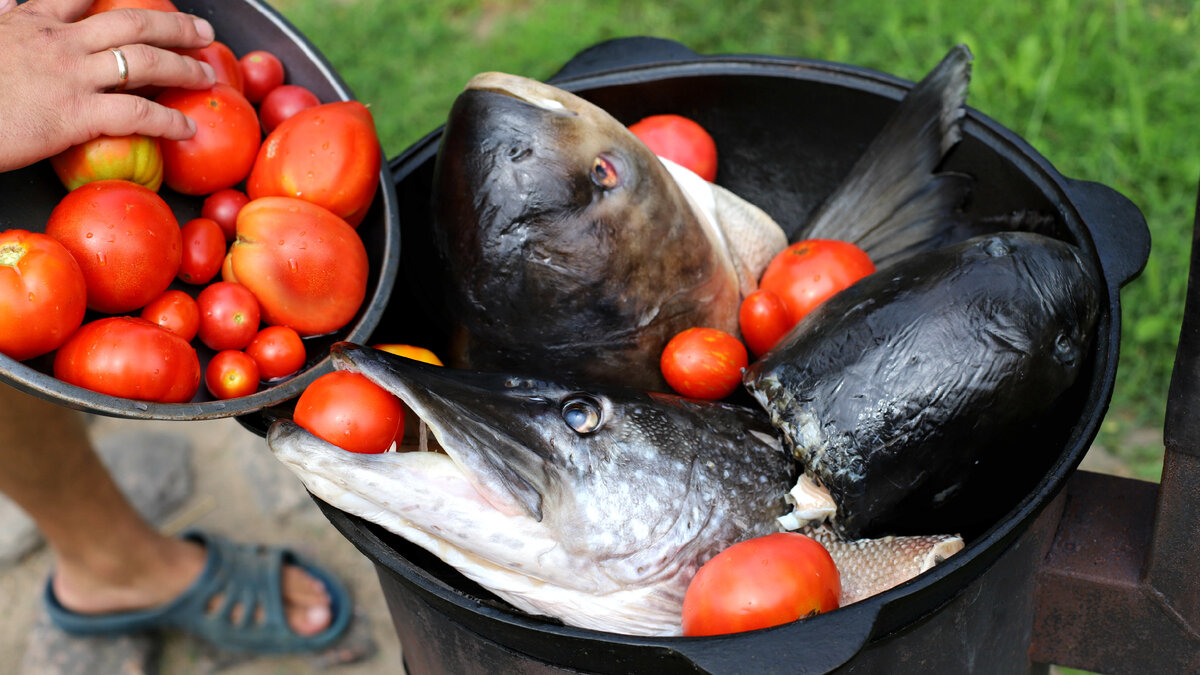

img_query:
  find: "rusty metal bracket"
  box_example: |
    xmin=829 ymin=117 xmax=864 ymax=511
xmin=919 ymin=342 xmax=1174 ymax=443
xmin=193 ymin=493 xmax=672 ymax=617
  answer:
xmin=1030 ymin=181 xmax=1200 ymax=672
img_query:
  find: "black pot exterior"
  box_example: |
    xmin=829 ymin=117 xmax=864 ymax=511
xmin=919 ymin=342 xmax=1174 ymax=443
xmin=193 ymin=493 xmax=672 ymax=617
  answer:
xmin=0 ymin=0 xmax=400 ymax=420
xmin=331 ymin=44 xmax=1148 ymax=673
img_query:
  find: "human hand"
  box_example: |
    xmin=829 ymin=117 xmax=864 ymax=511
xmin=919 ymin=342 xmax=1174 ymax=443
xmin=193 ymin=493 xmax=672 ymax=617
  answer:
xmin=0 ymin=0 xmax=218 ymax=172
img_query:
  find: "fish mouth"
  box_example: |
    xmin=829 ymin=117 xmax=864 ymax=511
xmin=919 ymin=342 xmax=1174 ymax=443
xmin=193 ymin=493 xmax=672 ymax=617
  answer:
xmin=464 ymin=72 xmax=581 ymax=116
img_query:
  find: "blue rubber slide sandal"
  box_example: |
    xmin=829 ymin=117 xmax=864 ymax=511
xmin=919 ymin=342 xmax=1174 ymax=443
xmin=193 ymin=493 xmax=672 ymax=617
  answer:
xmin=43 ymin=529 xmax=353 ymax=654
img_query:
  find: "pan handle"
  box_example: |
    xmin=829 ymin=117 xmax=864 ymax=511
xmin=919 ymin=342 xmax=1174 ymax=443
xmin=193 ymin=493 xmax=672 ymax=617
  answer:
xmin=547 ymin=36 xmax=700 ymax=83
xmin=1062 ymin=178 xmax=1151 ymax=290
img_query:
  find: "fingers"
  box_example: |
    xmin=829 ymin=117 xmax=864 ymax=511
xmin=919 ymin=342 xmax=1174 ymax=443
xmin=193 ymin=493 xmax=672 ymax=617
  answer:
xmin=89 ymin=93 xmax=197 ymax=141
xmin=89 ymin=43 xmax=214 ymax=92
xmin=0 ymin=0 xmax=16 ymax=16
xmin=74 ymin=8 xmax=214 ymax=53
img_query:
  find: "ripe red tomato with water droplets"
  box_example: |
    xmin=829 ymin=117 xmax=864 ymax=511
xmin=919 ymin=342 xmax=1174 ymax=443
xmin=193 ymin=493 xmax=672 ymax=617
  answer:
xmin=239 ymin=50 xmax=285 ymax=103
xmin=682 ymin=532 xmax=841 ymax=636
xmin=201 ymin=188 xmax=250 ymax=242
xmin=629 ymin=114 xmax=718 ymax=181
xmin=205 ymin=349 xmax=259 ymax=399
xmin=53 ymin=316 xmax=200 ymax=403
xmin=140 ymin=289 xmax=200 ymax=342
xmin=157 ymin=84 xmax=260 ymax=195
xmin=0 ymin=230 xmax=87 ymax=361
xmin=258 ymin=84 xmax=321 ymax=135
xmin=758 ymin=239 xmax=875 ymax=326
xmin=739 ymin=289 xmax=792 ymax=358
xmin=178 ymin=217 xmax=227 ymax=285
xmin=294 ymin=371 xmax=404 ymax=454
xmin=196 ymin=281 xmax=260 ymax=351
xmin=245 ymin=325 xmax=306 ymax=381
xmin=44 ymin=179 xmax=181 ymax=314
xmin=660 ymin=327 xmax=747 ymax=400
xmin=82 ymin=0 xmax=177 ymax=17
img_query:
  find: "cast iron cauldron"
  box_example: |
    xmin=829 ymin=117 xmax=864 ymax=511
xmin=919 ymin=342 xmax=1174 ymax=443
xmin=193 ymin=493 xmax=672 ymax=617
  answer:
xmin=276 ymin=39 xmax=1149 ymax=673
xmin=0 ymin=0 xmax=399 ymax=421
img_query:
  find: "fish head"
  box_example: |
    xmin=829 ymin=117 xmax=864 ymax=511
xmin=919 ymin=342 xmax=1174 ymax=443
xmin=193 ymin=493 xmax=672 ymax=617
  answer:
xmin=269 ymin=342 xmax=794 ymax=635
xmin=431 ymin=72 xmax=741 ymax=388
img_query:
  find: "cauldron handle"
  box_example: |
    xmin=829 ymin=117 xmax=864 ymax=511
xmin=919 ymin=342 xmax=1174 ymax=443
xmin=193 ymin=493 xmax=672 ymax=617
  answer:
xmin=547 ymin=37 xmax=700 ymax=83
xmin=1061 ymin=178 xmax=1151 ymax=290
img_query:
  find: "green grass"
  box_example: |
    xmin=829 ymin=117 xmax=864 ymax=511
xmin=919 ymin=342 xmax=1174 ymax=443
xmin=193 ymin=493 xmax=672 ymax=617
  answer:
xmin=270 ymin=0 xmax=1200 ymax=476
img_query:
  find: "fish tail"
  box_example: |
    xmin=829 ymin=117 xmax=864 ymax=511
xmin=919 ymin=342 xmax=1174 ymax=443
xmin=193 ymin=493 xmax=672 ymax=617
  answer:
xmin=798 ymin=44 xmax=974 ymax=265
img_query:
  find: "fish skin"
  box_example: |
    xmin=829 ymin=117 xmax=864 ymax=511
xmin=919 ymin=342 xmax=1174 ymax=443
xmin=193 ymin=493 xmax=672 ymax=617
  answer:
xmin=271 ymin=342 xmax=797 ymax=636
xmin=431 ymin=72 xmax=785 ymax=391
xmin=805 ymin=526 xmax=964 ymax=606
xmin=744 ymin=231 xmax=1100 ymax=539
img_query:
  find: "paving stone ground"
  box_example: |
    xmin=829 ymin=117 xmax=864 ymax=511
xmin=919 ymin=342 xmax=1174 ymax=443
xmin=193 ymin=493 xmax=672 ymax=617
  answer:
xmin=0 ymin=414 xmax=405 ymax=675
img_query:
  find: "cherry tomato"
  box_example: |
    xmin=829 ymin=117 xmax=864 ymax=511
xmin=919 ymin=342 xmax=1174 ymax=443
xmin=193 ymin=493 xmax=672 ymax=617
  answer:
xmin=294 ymin=371 xmax=404 ymax=454
xmin=372 ymin=344 xmax=444 ymax=366
xmin=660 ymin=327 xmax=748 ymax=400
xmin=196 ymin=281 xmax=261 ymax=351
xmin=139 ymin=289 xmax=200 ymax=342
xmin=45 ymin=179 xmax=181 ymax=314
xmin=177 ymin=41 xmax=244 ymax=94
xmin=248 ymin=101 xmax=381 ymax=227
xmin=257 ymin=84 xmax=320 ymax=135
xmin=628 ymin=114 xmax=718 ymax=181
xmin=205 ymin=349 xmax=260 ymax=399
xmin=759 ymin=240 xmax=875 ymax=326
xmin=49 ymin=135 xmax=163 ymax=192
xmin=739 ymin=289 xmax=792 ymax=358
xmin=53 ymin=316 xmax=201 ymax=403
xmin=245 ymin=325 xmax=306 ymax=381
xmin=0 ymin=230 xmax=87 ymax=361
xmin=178 ymin=217 xmax=226 ymax=285
xmin=239 ymin=50 xmax=285 ymax=103
xmin=682 ymin=532 xmax=841 ymax=636
xmin=157 ymin=84 xmax=261 ymax=195
xmin=201 ymin=188 xmax=250 ymax=242
xmin=82 ymin=0 xmax=177 ymax=17
xmin=229 ymin=197 xmax=367 ymax=336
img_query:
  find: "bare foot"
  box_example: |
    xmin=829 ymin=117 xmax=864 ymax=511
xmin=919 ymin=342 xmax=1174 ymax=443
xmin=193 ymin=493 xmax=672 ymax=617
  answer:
xmin=51 ymin=534 xmax=334 ymax=637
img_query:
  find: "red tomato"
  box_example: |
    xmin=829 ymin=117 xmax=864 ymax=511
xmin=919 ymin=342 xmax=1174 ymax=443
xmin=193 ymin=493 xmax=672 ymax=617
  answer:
xmin=229 ymin=197 xmax=367 ymax=336
xmin=758 ymin=239 xmax=875 ymax=326
xmin=239 ymin=50 xmax=285 ymax=104
xmin=294 ymin=371 xmax=404 ymax=454
xmin=201 ymin=188 xmax=250 ymax=242
xmin=205 ymin=349 xmax=260 ymax=399
xmin=156 ymin=84 xmax=261 ymax=195
xmin=372 ymin=344 xmax=444 ymax=366
xmin=0 ymin=230 xmax=88 ymax=361
xmin=248 ymin=101 xmax=381 ymax=227
xmin=139 ymin=289 xmax=200 ymax=342
xmin=82 ymin=0 xmax=177 ymax=16
xmin=660 ymin=327 xmax=748 ymax=400
xmin=739 ymin=289 xmax=792 ymax=358
xmin=245 ymin=325 xmax=306 ymax=380
xmin=178 ymin=217 xmax=227 ymax=285
xmin=49 ymin=135 xmax=163 ymax=192
xmin=628 ymin=114 xmax=718 ymax=182
xmin=53 ymin=316 xmax=201 ymax=403
xmin=257 ymin=84 xmax=321 ymax=135
xmin=176 ymin=41 xmax=244 ymax=94
xmin=682 ymin=532 xmax=841 ymax=636
xmin=196 ymin=281 xmax=261 ymax=351
xmin=45 ymin=179 xmax=181 ymax=314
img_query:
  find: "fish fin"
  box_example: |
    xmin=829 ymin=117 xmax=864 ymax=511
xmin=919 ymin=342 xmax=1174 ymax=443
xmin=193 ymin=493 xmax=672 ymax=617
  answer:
xmin=711 ymin=183 xmax=789 ymax=295
xmin=798 ymin=44 xmax=973 ymax=262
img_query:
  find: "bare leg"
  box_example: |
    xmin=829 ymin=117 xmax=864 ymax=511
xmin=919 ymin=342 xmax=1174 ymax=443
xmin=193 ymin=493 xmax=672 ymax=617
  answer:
xmin=0 ymin=384 xmax=333 ymax=636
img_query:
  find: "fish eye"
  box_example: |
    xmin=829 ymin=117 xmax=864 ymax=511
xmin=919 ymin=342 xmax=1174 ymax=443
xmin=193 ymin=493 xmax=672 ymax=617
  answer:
xmin=591 ymin=155 xmax=621 ymax=189
xmin=562 ymin=396 xmax=602 ymax=434
xmin=1053 ymin=332 xmax=1078 ymax=365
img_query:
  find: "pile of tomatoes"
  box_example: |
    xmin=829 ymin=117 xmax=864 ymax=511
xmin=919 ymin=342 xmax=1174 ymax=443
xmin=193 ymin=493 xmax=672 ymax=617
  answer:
xmin=0 ymin=0 xmax=381 ymax=404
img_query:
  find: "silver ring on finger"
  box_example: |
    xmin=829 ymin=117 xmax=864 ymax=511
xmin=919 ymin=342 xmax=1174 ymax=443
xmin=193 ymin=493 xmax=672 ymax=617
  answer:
xmin=110 ymin=48 xmax=129 ymax=92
